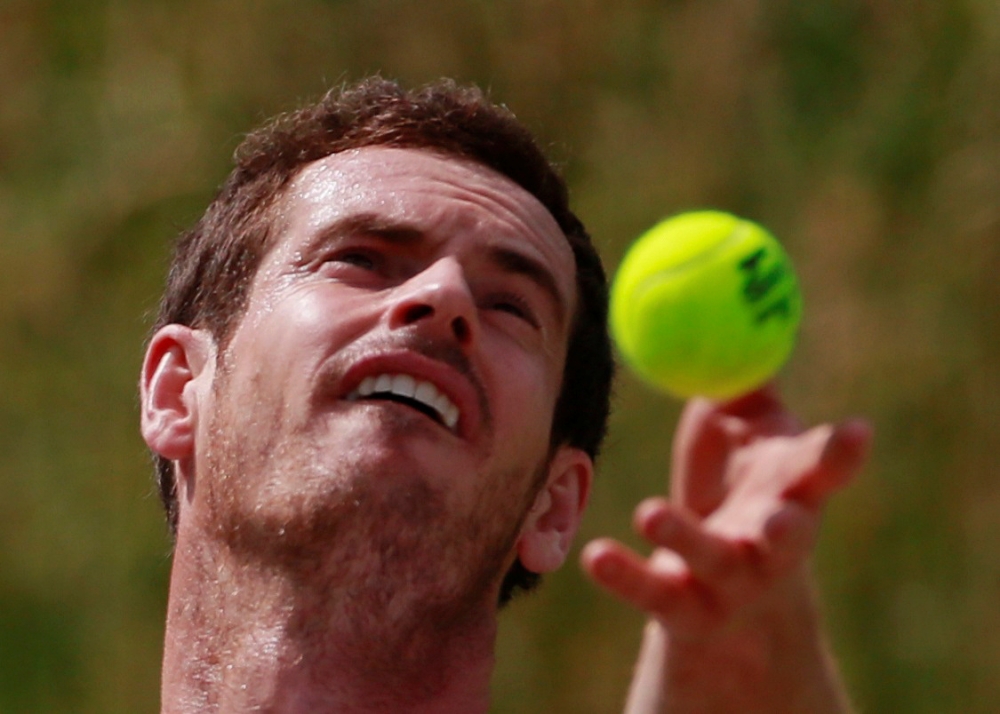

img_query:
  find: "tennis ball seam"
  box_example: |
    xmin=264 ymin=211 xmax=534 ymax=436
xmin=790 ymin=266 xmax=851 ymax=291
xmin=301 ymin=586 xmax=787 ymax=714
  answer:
xmin=628 ymin=220 xmax=753 ymax=307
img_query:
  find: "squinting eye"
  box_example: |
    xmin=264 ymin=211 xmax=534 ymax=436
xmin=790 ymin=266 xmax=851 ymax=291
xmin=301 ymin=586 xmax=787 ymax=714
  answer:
xmin=333 ymin=250 xmax=377 ymax=270
xmin=314 ymin=247 xmax=387 ymax=284
xmin=489 ymin=294 xmax=539 ymax=328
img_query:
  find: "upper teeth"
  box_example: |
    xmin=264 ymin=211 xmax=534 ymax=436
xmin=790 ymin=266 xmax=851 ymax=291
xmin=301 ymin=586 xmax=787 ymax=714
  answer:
xmin=349 ymin=374 xmax=460 ymax=431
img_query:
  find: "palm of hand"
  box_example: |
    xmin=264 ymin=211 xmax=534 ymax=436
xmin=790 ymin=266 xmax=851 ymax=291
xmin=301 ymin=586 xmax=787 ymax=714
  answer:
xmin=583 ymin=387 xmax=870 ymax=641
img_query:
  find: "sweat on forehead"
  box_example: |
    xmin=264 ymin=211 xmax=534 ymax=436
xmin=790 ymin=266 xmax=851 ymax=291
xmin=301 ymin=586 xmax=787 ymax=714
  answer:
xmin=283 ymin=148 xmax=571 ymax=257
xmin=294 ymin=147 xmax=555 ymax=214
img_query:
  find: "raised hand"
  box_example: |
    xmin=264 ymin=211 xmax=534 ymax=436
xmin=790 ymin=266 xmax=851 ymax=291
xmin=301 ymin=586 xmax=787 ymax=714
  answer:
xmin=581 ymin=386 xmax=871 ymax=713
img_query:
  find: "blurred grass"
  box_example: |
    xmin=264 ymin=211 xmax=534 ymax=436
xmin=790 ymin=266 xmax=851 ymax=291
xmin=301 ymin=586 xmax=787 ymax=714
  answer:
xmin=2 ymin=0 xmax=999 ymax=711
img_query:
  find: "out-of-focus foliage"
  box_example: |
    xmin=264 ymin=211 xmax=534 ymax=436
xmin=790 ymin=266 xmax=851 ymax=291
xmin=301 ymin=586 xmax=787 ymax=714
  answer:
xmin=1 ymin=0 xmax=997 ymax=711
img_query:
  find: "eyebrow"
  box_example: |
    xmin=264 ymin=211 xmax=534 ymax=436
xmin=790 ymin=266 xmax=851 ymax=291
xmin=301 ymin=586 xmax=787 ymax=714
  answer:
xmin=301 ymin=212 xmax=424 ymax=255
xmin=303 ymin=212 xmax=570 ymax=327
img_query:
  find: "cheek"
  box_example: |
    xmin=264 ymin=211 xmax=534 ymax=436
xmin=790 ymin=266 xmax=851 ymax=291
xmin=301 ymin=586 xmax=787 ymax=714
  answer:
xmin=236 ymin=284 xmax=374 ymax=375
xmin=484 ymin=338 xmax=564 ymax=449
xmin=276 ymin=284 xmax=358 ymax=341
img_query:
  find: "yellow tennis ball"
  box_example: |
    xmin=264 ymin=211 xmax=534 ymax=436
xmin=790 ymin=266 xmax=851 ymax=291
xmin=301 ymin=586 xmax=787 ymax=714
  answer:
xmin=610 ymin=210 xmax=802 ymax=400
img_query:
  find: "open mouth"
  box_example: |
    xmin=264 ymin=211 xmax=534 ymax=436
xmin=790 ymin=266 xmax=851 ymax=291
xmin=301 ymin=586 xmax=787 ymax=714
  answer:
xmin=346 ymin=373 xmax=460 ymax=432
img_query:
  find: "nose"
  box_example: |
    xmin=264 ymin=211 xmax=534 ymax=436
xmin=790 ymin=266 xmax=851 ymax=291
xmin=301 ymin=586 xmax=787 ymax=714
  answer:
xmin=386 ymin=257 xmax=477 ymax=348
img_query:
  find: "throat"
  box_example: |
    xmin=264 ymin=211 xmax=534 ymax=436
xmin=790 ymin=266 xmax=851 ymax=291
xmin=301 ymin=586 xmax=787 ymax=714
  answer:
xmin=166 ymin=535 xmax=500 ymax=714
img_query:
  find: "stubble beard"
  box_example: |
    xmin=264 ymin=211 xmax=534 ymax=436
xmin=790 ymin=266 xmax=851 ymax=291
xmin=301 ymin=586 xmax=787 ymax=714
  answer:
xmin=196 ymin=361 xmax=547 ymax=698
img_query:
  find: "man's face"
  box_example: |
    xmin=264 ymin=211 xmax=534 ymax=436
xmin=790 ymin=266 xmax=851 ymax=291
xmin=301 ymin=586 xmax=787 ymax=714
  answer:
xmin=189 ymin=146 xmax=578 ymax=611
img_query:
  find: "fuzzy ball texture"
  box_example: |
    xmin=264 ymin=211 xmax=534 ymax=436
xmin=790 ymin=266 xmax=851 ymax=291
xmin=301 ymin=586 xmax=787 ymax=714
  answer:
xmin=610 ymin=211 xmax=802 ymax=400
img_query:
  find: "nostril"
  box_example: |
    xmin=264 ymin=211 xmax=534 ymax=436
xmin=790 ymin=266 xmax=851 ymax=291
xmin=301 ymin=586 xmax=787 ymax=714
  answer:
xmin=451 ymin=316 xmax=470 ymax=343
xmin=402 ymin=304 xmax=434 ymax=324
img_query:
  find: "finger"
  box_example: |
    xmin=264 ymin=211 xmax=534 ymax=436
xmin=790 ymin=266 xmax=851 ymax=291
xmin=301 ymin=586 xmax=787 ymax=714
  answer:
xmin=719 ymin=382 xmax=783 ymax=419
xmin=638 ymin=496 xmax=820 ymax=584
xmin=759 ymin=503 xmax=821 ymax=575
xmin=635 ymin=501 xmax=750 ymax=585
xmin=784 ymin=419 xmax=872 ymax=509
xmin=720 ymin=382 xmax=800 ymax=437
xmin=671 ymin=400 xmax=737 ymax=515
xmin=580 ymin=538 xmax=693 ymax=617
xmin=821 ymin=418 xmax=872 ymax=481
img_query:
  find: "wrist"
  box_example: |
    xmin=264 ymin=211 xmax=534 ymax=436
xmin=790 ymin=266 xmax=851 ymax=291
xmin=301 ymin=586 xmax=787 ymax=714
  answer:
xmin=640 ymin=573 xmax=852 ymax=714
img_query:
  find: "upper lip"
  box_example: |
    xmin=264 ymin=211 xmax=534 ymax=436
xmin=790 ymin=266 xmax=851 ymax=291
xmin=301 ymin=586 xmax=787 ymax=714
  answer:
xmin=337 ymin=350 xmax=484 ymax=439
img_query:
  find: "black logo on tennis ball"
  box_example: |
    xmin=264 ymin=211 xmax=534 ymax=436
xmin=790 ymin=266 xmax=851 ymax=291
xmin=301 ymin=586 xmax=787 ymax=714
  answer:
xmin=738 ymin=248 xmax=795 ymax=324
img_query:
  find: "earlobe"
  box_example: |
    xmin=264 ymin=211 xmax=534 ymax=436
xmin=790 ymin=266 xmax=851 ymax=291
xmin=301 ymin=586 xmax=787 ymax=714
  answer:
xmin=140 ymin=325 xmax=214 ymax=462
xmin=517 ymin=447 xmax=593 ymax=574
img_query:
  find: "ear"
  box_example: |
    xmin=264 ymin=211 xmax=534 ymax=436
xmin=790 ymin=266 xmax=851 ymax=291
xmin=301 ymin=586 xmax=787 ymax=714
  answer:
xmin=140 ymin=325 xmax=214 ymax=463
xmin=516 ymin=446 xmax=594 ymax=574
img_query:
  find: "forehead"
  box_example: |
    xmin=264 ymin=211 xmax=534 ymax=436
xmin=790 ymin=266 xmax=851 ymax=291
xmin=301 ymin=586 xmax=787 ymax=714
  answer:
xmin=277 ymin=146 xmax=576 ymax=295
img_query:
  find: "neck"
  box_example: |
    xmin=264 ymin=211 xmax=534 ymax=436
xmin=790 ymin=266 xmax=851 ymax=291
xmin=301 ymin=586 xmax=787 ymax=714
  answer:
xmin=161 ymin=527 xmax=500 ymax=714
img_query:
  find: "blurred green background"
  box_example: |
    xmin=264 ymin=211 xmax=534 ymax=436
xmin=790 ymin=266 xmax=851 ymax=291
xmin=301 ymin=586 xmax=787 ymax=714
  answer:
xmin=1 ymin=0 xmax=998 ymax=711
